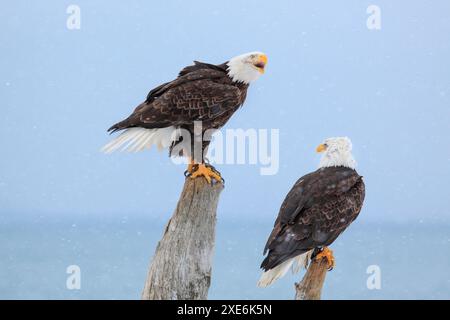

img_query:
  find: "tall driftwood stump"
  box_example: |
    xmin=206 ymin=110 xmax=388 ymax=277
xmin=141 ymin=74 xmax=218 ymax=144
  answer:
xmin=294 ymin=257 xmax=329 ymax=300
xmin=142 ymin=177 xmax=224 ymax=300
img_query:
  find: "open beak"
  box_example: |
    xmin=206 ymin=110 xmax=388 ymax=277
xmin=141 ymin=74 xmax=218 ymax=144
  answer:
xmin=254 ymin=54 xmax=268 ymax=74
xmin=316 ymin=144 xmax=327 ymax=153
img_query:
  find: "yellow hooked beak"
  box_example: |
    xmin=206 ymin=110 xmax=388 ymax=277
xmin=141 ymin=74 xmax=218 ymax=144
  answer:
xmin=316 ymin=143 xmax=327 ymax=153
xmin=254 ymin=54 xmax=268 ymax=74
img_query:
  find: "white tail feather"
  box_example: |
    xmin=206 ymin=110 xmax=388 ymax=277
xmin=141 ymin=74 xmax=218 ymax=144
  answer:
xmin=127 ymin=129 xmax=148 ymax=152
xmin=257 ymin=250 xmax=312 ymax=288
xmin=292 ymin=250 xmax=312 ymax=274
xmin=101 ymin=127 xmax=177 ymax=154
xmin=257 ymin=258 xmax=295 ymax=288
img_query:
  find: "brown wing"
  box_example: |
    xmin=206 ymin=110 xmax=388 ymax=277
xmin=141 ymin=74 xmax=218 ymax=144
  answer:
xmin=108 ymin=64 xmax=242 ymax=133
xmin=145 ymin=62 xmax=228 ymax=103
xmin=261 ymin=167 xmax=365 ymax=270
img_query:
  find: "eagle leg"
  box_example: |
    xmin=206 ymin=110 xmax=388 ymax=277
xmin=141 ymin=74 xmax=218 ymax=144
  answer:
xmin=184 ymin=159 xmax=196 ymax=176
xmin=313 ymin=246 xmax=335 ymax=271
xmin=187 ymin=163 xmax=223 ymax=185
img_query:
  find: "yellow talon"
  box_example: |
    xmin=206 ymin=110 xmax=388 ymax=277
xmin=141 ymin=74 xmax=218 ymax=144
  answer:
xmin=189 ymin=164 xmax=223 ymax=184
xmin=315 ymin=247 xmax=335 ymax=271
xmin=186 ymin=160 xmax=195 ymax=175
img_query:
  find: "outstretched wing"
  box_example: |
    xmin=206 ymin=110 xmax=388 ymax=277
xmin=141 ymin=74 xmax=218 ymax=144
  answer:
xmin=109 ymin=65 xmax=241 ymax=133
xmin=261 ymin=167 xmax=364 ymax=270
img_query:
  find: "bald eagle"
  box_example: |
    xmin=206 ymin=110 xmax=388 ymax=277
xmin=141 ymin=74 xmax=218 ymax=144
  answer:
xmin=258 ymin=137 xmax=365 ymax=287
xmin=101 ymin=52 xmax=267 ymax=183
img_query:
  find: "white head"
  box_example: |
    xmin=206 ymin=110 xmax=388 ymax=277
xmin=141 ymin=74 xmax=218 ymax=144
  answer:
xmin=226 ymin=51 xmax=268 ymax=84
xmin=316 ymin=137 xmax=356 ymax=169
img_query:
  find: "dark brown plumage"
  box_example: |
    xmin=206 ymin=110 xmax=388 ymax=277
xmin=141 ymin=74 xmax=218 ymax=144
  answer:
xmin=107 ymin=61 xmax=248 ymax=158
xmin=261 ymin=166 xmax=365 ymax=271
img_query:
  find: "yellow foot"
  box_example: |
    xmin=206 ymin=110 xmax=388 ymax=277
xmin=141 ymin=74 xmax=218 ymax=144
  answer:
xmin=315 ymin=247 xmax=335 ymax=271
xmin=186 ymin=162 xmax=195 ymax=175
xmin=184 ymin=159 xmax=196 ymax=176
xmin=188 ymin=164 xmax=223 ymax=184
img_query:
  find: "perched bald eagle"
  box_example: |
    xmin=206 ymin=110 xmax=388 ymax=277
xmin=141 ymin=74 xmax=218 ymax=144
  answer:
xmin=102 ymin=52 xmax=267 ymax=183
xmin=258 ymin=137 xmax=365 ymax=287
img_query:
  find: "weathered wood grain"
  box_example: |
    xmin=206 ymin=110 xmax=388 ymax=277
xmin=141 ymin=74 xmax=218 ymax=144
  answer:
xmin=142 ymin=177 xmax=223 ymax=300
xmin=294 ymin=258 xmax=328 ymax=300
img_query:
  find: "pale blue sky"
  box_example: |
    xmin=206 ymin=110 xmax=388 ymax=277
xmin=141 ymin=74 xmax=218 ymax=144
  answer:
xmin=1 ymin=0 xmax=449 ymax=224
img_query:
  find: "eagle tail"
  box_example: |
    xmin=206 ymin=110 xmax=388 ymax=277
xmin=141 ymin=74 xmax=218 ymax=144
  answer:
xmin=257 ymin=251 xmax=312 ymax=287
xmin=101 ymin=127 xmax=177 ymax=154
xmin=257 ymin=258 xmax=295 ymax=287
